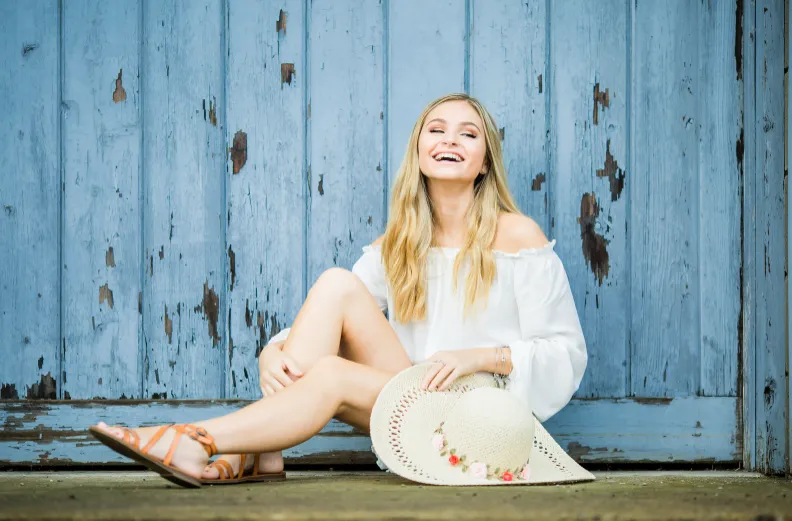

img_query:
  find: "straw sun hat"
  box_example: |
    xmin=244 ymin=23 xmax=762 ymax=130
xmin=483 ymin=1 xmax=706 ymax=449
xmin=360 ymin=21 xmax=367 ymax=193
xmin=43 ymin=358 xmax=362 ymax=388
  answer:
xmin=370 ymin=363 xmax=596 ymax=486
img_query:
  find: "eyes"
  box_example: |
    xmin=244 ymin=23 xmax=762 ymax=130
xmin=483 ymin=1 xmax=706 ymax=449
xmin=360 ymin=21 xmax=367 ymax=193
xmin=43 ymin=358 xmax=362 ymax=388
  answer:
xmin=429 ymin=128 xmax=477 ymax=139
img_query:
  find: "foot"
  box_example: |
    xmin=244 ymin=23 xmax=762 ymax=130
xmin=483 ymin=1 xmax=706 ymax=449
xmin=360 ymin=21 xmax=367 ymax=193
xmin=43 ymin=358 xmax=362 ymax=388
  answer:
xmin=202 ymin=452 xmax=284 ymax=480
xmin=93 ymin=421 xmax=211 ymax=479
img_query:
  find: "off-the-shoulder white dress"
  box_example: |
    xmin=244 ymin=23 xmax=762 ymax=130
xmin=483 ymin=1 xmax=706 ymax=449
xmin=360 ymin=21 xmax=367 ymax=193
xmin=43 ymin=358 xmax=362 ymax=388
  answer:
xmin=268 ymin=239 xmax=587 ymax=423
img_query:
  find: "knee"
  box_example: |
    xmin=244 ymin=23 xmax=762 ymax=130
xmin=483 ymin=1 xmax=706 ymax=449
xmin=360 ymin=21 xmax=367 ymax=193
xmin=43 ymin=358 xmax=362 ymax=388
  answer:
xmin=312 ymin=268 xmax=362 ymax=302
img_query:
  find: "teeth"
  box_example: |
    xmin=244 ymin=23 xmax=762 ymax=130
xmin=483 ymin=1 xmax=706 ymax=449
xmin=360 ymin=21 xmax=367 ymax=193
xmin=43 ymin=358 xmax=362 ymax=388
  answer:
xmin=435 ymin=152 xmax=462 ymax=162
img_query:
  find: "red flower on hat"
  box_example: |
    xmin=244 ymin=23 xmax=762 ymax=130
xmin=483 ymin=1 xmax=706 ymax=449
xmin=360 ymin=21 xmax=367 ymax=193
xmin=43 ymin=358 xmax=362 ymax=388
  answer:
xmin=449 ymin=455 xmax=460 ymax=466
xmin=502 ymin=471 xmax=514 ymax=482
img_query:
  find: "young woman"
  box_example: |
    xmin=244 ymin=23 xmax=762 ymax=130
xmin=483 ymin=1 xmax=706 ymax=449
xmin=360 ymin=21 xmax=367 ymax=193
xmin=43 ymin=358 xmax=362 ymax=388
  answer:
xmin=90 ymin=93 xmax=587 ymax=487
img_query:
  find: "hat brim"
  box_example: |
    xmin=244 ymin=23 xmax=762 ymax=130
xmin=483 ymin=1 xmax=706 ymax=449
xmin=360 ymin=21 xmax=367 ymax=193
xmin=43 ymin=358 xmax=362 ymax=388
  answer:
xmin=370 ymin=364 xmax=596 ymax=486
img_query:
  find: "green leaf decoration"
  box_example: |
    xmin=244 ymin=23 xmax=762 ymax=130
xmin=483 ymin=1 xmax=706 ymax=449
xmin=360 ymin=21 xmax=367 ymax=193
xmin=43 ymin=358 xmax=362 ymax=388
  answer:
xmin=450 ymin=449 xmax=456 ymax=455
xmin=440 ymin=451 xmax=447 ymax=456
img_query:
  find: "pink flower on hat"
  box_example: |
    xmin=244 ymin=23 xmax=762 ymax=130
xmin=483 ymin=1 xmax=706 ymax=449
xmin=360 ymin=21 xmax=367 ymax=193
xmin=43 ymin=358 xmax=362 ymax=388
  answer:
xmin=431 ymin=434 xmax=445 ymax=450
xmin=469 ymin=462 xmax=488 ymax=478
xmin=519 ymin=464 xmax=531 ymax=480
xmin=449 ymin=455 xmax=460 ymax=466
xmin=502 ymin=471 xmax=514 ymax=482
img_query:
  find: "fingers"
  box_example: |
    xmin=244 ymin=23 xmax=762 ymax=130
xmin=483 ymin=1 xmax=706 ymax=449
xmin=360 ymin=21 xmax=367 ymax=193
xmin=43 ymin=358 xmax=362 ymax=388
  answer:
xmin=421 ymin=362 xmax=444 ymax=390
xmin=427 ymin=364 xmax=455 ymax=391
xmin=267 ymin=369 xmax=290 ymax=389
xmin=282 ymin=356 xmax=304 ymax=377
xmin=438 ymin=368 xmax=461 ymax=391
xmin=260 ymin=383 xmax=275 ymax=397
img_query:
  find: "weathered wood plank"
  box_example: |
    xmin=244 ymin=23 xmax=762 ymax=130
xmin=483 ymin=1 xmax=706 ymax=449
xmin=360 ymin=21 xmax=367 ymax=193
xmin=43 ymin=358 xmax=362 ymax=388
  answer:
xmin=0 ymin=0 xmax=61 ymax=401
xmin=786 ymin=0 xmax=791 ymax=477
xmin=740 ymin=0 xmax=756 ymax=471
xmin=61 ymin=0 xmax=142 ymax=400
xmin=307 ymin=0 xmax=385 ymax=279
xmin=0 ymin=397 xmax=740 ymax=465
xmin=225 ymin=0 xmax=306 ymax=399
xmin=548 ymin=0 xmax=628 ymax=398
xmin=470 ymin=0 xmax=549 ymax=233
xmin=387 ymin=0 xmax=467 ymax=191
xmin=141 ymin=0 xmax=227 ymax=399
xmin=697 ymin=0 xmax=741 ymax=398
xmin=630 ymin=0 xmax=700 ymax=397
xmin=753 ymin=0 xmax=786 ymax=475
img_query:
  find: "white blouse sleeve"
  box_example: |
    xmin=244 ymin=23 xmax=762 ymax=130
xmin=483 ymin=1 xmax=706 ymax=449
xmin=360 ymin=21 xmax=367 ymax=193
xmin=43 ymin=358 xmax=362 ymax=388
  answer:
xmin=265 ymin=246 xmax=387 ymax=347
xmin=505 ymin=245 xmax=587 ymax=422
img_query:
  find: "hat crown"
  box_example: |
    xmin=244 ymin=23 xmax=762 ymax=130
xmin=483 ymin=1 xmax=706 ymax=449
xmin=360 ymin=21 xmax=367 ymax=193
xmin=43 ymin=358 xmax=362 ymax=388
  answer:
xmin=439 ymin=387 xmax=534 ymax=474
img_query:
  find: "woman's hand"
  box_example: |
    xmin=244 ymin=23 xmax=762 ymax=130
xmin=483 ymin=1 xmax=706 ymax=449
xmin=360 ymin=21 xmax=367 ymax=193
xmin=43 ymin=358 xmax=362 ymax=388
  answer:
xmin=421 ymin=349 xmax=484 ymax=392
xmin=258 ymin=341 xmax=304 ymax=397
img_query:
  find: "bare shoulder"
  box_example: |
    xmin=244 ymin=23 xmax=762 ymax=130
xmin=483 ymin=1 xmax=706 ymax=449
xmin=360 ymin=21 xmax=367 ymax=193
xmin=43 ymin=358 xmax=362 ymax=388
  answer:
xmin=493 ymin=213 xmax=549 ymax=253
xmin=370 ymin=234 xmax=385 ymax=247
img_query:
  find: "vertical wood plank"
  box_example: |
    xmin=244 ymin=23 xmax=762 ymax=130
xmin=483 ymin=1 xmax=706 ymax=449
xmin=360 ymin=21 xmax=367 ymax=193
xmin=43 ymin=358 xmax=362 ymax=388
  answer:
xmin=470 ymin=0 xmax=549 ymax=235
xmin=630 ymin=0 xmax=700 ymax=397
xmin=0 ymin=0 xmax=61 ymax=400
xmin=740 ymin=0 xmax=757 ymax=471
xmin=548 ymin=0 xmax=629 ymax=398
xmin=754 ymin=0 xmax=786 ymax=474
xmin=142 ymin=0 xmax=227 ymax=399
xmin=61 ymin=0 xmax=142 ymax=400
xmin=307 ymin=1 xmax=385 ymax=282
xmin=697 ymin=0 xmax=741 ymax=397
xmin=786 ymin=0 xmax=791 ymax=476
xmin=225 ymin=0 xmax=305 ymax=399
xmin=387 ymin=0 xmax=467 ymax=193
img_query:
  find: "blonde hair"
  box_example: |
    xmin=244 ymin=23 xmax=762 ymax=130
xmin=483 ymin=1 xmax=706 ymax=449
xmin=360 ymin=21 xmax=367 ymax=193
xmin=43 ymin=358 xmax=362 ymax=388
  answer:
xmin=381 ymin=93 xmax=522 ymax=323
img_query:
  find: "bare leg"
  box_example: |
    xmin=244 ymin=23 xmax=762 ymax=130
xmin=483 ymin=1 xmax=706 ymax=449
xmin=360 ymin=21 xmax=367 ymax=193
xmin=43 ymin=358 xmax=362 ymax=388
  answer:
xmin=209 ymin=268 xmax=410 ymax=478
xmin=95 ymin=356 xmax=402 ymax=480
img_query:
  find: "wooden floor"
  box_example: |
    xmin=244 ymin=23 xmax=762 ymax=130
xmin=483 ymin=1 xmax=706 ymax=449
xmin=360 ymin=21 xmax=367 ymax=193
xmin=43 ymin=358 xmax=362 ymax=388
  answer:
xmin=0 ymin=470 xmax=789 ymax=520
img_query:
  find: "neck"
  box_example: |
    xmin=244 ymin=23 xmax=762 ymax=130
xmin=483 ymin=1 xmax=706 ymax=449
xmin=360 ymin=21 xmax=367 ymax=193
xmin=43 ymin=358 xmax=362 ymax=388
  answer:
xmin=425 ymin=178 xmax=475 ymax=247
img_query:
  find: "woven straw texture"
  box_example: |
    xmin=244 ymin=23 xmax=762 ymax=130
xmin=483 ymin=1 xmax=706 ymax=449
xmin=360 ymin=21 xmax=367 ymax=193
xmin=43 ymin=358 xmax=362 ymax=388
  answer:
xmin=370 ymin=364 xmax=596 ymax=486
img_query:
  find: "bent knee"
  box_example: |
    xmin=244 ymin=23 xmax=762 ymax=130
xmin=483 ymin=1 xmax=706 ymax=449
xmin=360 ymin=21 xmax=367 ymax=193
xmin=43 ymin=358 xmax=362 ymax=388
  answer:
xmin=312 ymin=267 xmax=364 ymax=300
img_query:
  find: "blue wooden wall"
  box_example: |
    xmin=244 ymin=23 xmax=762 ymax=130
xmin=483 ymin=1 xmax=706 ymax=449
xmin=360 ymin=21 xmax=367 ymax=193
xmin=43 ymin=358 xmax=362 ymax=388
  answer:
xmin=0 ymin=0 xmax=786 ymax=470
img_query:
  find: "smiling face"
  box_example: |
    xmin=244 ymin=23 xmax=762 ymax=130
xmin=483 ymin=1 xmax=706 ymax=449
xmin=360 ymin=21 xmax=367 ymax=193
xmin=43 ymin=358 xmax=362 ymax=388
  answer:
xmin=417 ymin=100 xmax=489 ymax=184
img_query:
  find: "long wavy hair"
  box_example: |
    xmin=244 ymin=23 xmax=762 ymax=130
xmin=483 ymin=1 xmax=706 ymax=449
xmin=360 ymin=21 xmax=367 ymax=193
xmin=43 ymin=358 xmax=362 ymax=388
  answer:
xmin=381 ymin=93 xmax=522 ymax=323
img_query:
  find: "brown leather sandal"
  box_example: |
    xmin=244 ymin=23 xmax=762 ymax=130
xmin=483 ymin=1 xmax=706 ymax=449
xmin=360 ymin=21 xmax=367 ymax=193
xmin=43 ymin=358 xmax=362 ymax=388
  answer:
xmin=202 ymin=453 xmax=286 ymax=485
xmin=89 ymin=424 xmax=217 ymax=488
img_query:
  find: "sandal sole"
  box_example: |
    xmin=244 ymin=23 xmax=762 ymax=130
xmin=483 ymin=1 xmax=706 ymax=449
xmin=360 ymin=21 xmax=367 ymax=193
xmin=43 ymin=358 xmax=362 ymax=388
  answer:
xmin=202 ymin=471 xmax=287 ymax=486
xmin=89 ymin=426 xmax=202 ymax=488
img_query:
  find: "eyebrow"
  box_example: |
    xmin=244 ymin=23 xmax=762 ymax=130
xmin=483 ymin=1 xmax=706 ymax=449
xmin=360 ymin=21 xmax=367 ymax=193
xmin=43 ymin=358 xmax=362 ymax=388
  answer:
xmin=426 ymin=118 xmax=481 ymax=132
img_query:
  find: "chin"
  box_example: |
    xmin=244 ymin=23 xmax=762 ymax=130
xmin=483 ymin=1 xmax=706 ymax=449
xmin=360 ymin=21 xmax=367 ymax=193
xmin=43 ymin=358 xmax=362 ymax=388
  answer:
xmin=422 ymin=170 xmax=478 ymax=183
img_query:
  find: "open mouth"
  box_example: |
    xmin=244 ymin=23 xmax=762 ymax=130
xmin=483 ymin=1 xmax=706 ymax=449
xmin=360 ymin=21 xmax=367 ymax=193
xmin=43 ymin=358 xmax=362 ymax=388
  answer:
xmin=433 ymin=152 xmax=464 ymax=163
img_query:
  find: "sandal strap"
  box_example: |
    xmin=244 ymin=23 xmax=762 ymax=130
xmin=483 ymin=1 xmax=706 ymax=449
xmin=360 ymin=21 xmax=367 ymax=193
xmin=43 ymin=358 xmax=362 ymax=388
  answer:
xmin=139 ymin=424 xmax=218 ymax=467
xmin=252 ymin=454 xmax=260 ymax=477
xmin=237 ymin=454 xmax=247 ymax=480
xmin=209 ymin=459 xmax=234 ymax=480
xmin=121 ymin=428 xmax=140 ymax=449
xmin=179 ymin=424 xmax=218 ymax=458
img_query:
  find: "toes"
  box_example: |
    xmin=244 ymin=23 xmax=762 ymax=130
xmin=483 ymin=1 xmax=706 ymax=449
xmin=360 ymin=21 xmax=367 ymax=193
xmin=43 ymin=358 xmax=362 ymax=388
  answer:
xmin=202 ymin=465 xmax=219 ymax=479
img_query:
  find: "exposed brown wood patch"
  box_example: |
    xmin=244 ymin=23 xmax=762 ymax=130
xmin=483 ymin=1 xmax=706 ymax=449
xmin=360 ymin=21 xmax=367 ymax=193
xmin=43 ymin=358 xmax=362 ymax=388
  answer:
xmin=99 ymin=284 xmax=114 ymax=309
xmin=578 ymin=193 xmax=610 ymax=285
xmin=276 ymin=9 xmax=287 ymax=34
xmin=230 ymin=130 xmax=247 ymax=174
xmin=281 ymin=63 xmax=295 ymax=85
xmin=531 ymin=173 xmax=546 ymax=191
xmin=1 ymin=384 xmax=19 ymax=399
xmin=227 ymin=245 xmax=236 ymax=291
xmin=595 ymin=139 xmax=625 ymax=201
xmin=112 ymin=69 xmax=126 ymax=103
xmin=105 ymin=247 xmax=115 ymax=267
xmin=200 ymin=281 xmax=221 ymax=345
xmin=164 ymin=305 xmax=173 ymax=344
xmin=318 ymin=174 xmax=324 ymax=195
xmin=26 ymin=373 xmax=56 ymax=400
xmin=593 ymin=83 xmax=610 ymax=125
xmin=538 ymin=74 xmax=543 ymax=93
